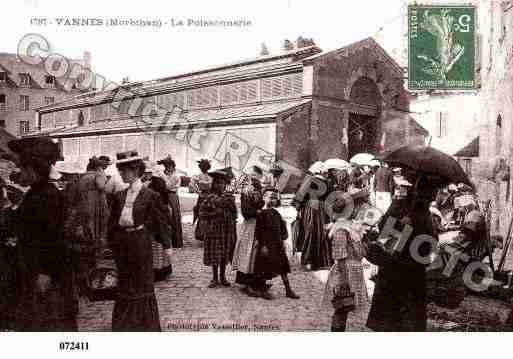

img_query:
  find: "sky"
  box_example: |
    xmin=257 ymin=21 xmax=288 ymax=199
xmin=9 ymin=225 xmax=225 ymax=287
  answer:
xmin=1 ymin=0 xmax=406 ymax=84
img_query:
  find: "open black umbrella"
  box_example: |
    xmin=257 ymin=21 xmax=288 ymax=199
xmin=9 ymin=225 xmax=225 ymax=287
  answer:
xmin=383 ymin=145 xmax=472 ymax=186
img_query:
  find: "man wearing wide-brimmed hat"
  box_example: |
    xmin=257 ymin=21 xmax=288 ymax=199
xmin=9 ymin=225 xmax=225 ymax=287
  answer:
xmin=107 ymin=150 xmax=172 ymax=331
xmin=7 ymin=136 xmax=79 ymax=331
xmin=157 ymin=155 xmax=183 ymax=248
xmin=198 ymin=168 xmax=237 ymax=288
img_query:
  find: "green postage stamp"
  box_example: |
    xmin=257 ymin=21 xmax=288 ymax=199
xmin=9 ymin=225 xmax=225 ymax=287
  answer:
xmin=408 ymin=5 xmax=476 ymax=90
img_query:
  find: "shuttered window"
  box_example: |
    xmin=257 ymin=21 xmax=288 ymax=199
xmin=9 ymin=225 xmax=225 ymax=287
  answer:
xmin=54 ymin=110 xmax=68 ymax=127
xmin=125 ymin=134 xmax=152 ymax=158
xmin=40 ymin=113 xmax=55 ymax=129
xmin=159 ymin=92 xmax=185 ymax=112
xmin=261 ymin=73 xmax=302 ymax=100
xmin=101 ymin=136 xmax=124 ymax=158
xmin=79 ymin=137 xmax=100 ymax=157
xmin=187 ymin=86 xmax=219 ymax=109
xmin=220 ymin=80 xmax=258 ymax=105
xmin=62 ymin=138 xmax=79 ymax=158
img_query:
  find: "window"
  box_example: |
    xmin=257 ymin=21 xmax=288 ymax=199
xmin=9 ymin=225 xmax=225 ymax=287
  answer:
xmin=77 ymin=110 xmax=84 ymax=126
xmin=496 ymin=114 xmax=503 ymax=155
xmin=0 ymin=94 xmax=5 ymax=111
xmin=437 ymin=111 xmax=448 ymax=137
xmin=44 ymin=75 xmax=56 ymax=87
xmin=187 ymin=86 xmax=219 ymax=109
xmin=261 ymin=73 xmax=303 ymax=100
xmin=220 ymin=80 xmax=258 ymax=105
xmin=0 ymin=120 xmax=5 ymax=128
xmin=463 ymin=159 xmax=472 ymax=177
xmin=0 ymin=72 xmax=6 ymax=83
xmin=19 ymin=73 xmax=31 ymax=87
xmin=19 ymin=95 xmax=30 ymax=111
xmin=19 ymin=120 xmax=29 ymax=135
xmin=44 ymin=96 xmax=54 ymax=105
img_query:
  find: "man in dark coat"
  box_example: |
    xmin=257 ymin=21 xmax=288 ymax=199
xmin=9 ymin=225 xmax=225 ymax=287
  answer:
xmin=366 ymin=175 xmax=439 ymax=331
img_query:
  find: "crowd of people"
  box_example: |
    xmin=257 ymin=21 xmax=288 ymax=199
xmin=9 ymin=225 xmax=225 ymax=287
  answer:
xmin=0 ymin=136 xmax=492 ymax=332
xmin=0 ymin=137 xmax=302 ymax=331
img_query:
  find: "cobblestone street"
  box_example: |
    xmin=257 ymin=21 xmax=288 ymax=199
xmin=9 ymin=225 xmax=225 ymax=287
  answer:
xmin=77 ymin=218 xmax=371 ymax=332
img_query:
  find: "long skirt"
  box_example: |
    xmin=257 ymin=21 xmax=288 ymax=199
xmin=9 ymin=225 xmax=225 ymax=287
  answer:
xmin=194 ymin=194 xmax=209 ymax=241
xmin=168 ymin=192 xmax=183 ymax=248
xmin=111 ymin=229 xmax=161 ymax=331
xmin=152 ymin=240 xmax=172 ymax=282
xmin=322 ymin=260 xmax=369 ymax=314
xmin=254 ymin=241 xmax=291 ymax=280
xmin=203 ymin=217 xmax=236 ymax=267
xmin=232 ymin=219 xmax=258 ymax=273
xmin=300 ymin=199 xmax=332 ymax=270
xmin=366 ymin=268 xmax=427 ymax=332
xmin=13 ymin=269 xmax=78 ymax=331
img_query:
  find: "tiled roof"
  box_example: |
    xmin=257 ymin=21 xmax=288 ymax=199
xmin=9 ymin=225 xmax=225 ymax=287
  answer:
xmin=49 ymin=99 xmax=312 ymax=137
xmin=38 ymin=61 xmax=304 ymax=112
xmin=302 ymin=37 xmax=404 ymax=77
xmin=149 ymin=45 xmax=320 ymax=82
xmin=0 ymin=53 xmax=86 ymax=91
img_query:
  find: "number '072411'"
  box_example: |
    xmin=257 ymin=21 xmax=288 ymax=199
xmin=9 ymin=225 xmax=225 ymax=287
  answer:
xmin=59 ymin=342 xmax=89 ymax=351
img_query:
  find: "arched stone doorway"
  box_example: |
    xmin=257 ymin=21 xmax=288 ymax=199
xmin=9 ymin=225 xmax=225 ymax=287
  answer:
xmin=347 ymin=77 xmax=381 ymax=158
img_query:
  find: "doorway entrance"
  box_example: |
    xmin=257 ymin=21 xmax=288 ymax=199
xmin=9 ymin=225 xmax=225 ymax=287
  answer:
xmin=347 ymin=112 xmax=377 ymax=158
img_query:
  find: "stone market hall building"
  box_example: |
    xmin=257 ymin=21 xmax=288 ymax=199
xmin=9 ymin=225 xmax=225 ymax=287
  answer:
xmin=32 ymin=37 xmax=427 ymax=190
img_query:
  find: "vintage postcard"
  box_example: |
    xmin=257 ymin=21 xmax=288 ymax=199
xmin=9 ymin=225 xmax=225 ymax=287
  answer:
xmin=0 ymin=0 xmax=512 ymax=356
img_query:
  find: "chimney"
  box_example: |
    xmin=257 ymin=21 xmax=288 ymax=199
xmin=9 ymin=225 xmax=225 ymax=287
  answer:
xmin=295 ymin=36 xmax=316 ymax=49
xmin=260 ymin=42 xmax=269 ymax=56
xmin=283 ymin=39 xmax=294 ymax=52
xmin=83 ymin=51 xmax=91 ymax=69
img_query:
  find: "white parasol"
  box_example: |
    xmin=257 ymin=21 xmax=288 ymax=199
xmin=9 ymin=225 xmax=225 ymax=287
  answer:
xmin=323 ymin=158 xmax=350 ymax=171
xmin=350 ymin=153 xmax=376 ymax=166
xmin=54 ymin=161 xmax=86 ymax=175
xmin=308 ymin=161 xmax=326 ymax=174
xmin=369 ymin=159 xmax=381 ymax=167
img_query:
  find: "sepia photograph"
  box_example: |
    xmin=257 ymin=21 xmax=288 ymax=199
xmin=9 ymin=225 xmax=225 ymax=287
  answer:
xmin=0 ymin=0 xmax=512 ymax=356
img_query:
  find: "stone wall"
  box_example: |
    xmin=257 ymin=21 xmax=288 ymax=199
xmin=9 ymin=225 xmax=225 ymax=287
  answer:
xmin=477 ymin=1 xmax=513 ymax=269
xmin=276 ymin=104 xmax=311 ymax=192
xmin=308 ymin=39 xmax=421 ymax=161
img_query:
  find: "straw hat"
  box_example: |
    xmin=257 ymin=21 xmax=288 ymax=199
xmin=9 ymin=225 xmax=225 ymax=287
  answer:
xmin=115 ymin=150 xmax=144 ymax=165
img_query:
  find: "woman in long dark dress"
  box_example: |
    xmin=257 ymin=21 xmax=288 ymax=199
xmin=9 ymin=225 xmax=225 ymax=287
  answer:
xmin=107 ymin=150 xmax=172 ymax=331
xmin=199 ymin=169 xmax=237 ymax=288
xmin=66 ymin=156 xmax=110 ymax=297
xmin=157 ymin=155 xmax=183 ymax=248
xmin=254 ymin=187 xmax=299 ymax=299
xmin=366 ymin=175 xmax=439 ymax=332
xmin=148 ymin=175 xmax=174 ymax=282
xmin=189 ymin=159 xmax=213 ymax=242
xmin=8 ymin=137 xmax=78 ymax=331
xmin=0 ymin=179 xmax=20 ymax=330
xmin=293 ymin=174 xmax=332 ymax=270
xmin=233 ymin=166 xmax=265 ymax=297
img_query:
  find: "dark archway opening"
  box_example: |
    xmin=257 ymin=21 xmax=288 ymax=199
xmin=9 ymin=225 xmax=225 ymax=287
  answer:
xmin=347 ymin=77 xmax=380 ymax=158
